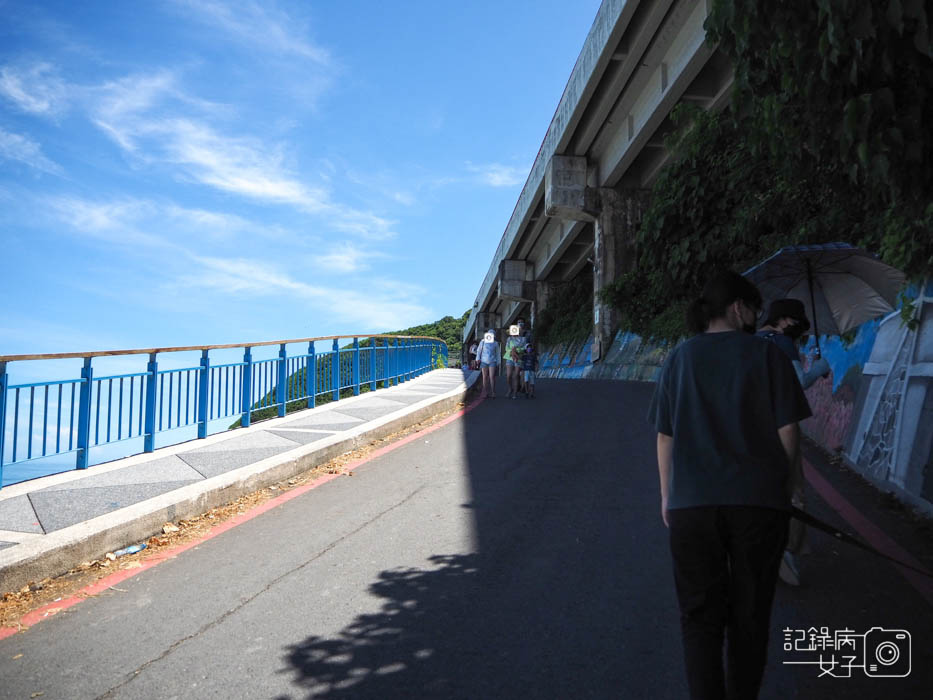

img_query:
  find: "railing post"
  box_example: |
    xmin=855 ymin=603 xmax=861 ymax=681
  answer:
xmin=277 ymin=343 xmax=288 ymax=418
xmin=384 ymin=338 xmax=390 ymax=387
xmin=393 ymin=338 xmax=400 ymax=384
xmin=76 ymin=357 xmax=93 ymax=469
xmin=370 ymin=337 xmax=377 ymax=392
xmin=143 ymin=353 xmax=157 ymax=452
xmin=332 ymin=338 xmax=340 ymax=401
xmin=307 ymin=341 xmax=316 ymax=409
xmin=241 ymin=347 xmax=253 ymax=427
xmin=352 ymin=337 xmax=361 ymax=396
xmin=405 ymin=339 xmax=412 ymax=381
xmin=0 ymin=362 xmax=7 ymax=487
xmin=198 ymin=349 xmax=210 ymax=439
xmin=398 ymin=339 xmax=404 ymax=383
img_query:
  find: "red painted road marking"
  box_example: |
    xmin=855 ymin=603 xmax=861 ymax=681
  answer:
xmin=804 ymin=459 xmax=933 ymax=605
xmin=0 ymin=394 xmax=483 ymax=641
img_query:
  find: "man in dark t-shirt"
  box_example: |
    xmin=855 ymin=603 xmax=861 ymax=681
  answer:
xmin=649 ymin=330 xmax=811 ymax=512
xmin=647 ymin=271 xmax=811 ymax=700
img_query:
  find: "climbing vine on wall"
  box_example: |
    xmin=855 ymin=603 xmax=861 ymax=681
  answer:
xmin=602 ymin=0 xmax=933 ymax=342
xmin=535 ymin=269 xmax=593 ymax=347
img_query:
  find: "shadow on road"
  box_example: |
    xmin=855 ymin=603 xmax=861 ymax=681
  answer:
xmin=274 ymin=376 xmax=933 ymax=699
xmin=273 ymin=378 xmax=681 ymax=698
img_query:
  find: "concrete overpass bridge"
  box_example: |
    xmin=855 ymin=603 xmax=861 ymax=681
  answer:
xmin=463 ymin=0 xmax=732 ymax=359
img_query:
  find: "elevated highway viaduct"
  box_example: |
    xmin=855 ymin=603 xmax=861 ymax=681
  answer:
xmin=463 ymin=0 xmax=733 ymax=358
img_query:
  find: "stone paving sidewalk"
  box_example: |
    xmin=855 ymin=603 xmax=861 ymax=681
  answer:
xmin=0 ymin=369 xmax=478 ymax=591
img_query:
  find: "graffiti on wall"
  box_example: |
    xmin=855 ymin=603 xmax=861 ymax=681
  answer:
xmin=844 ymin=281 xmax=933 ymax=501
xmin=537 ymin=279 xmax=933 ymax=506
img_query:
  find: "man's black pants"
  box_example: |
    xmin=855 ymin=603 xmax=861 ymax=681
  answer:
xmin=668 ymin=506 xmax=789 ymax=700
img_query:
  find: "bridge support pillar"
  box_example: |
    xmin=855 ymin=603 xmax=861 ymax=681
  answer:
xmin=531 ymin=281 xmax=556 ymax=330
xmin=475 ymin=312 xmax=501 ymax=339
xmin=592 ymin=188 xmax=648 ymax=361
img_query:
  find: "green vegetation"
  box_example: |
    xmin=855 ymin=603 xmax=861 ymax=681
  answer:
xmin=535 ymin=270 xmax=594 ymax=347
xmin=380 ymin=309 xmax=471 ymax=362
xmin=229 ymin=310 xmax=470 ymax=427
xmin=601 ymin=0 xmax=932 ymax=342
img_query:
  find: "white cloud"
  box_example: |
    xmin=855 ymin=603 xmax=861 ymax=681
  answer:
xmin=0 ymin=62 xmax=69 ymax=116
xmin=91 ymin=70 xmax=188 ymax=154
xmin=170 ymin=0 xmax=330 ymax=64
xmin=46 ymin=196 xmax=177 ymax=249
xmin=164 ymin=118 xmax=330 ymax=208
xmin=0 ymin=127 xmax=63 ymax=175
xmin=46 ymin=194 xmax=299 ymax=249
xmin=313 ymin=242 xmax=388 ymax=274
xmin=164 ymin=205 xmax=251 ymax=238
xmin=183 ymin=256 xmax=430 ymax=330
xmin=467 ymin=161 xmax=527 ymax=187
xmin=89 ymin=74 xmax=394 ymax=237
xmin=91 ymin=73 xmax=327 ymax=207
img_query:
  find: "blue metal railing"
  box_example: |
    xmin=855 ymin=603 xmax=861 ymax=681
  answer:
xmin=0 ymin=335 xmax=448 ymax=488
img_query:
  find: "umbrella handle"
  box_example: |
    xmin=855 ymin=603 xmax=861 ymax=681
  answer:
xmin=807 ymin=259 xmax=821 ymax=358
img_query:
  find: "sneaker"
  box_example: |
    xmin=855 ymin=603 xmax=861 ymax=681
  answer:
xmin=779 ymin=551 xmax=800 ymax=586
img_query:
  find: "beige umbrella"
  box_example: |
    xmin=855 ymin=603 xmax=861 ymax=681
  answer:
xmin=743 ymin=243 xmax=905 ymax=355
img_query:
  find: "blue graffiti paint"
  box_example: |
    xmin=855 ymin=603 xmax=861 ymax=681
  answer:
xmin=801 ymin=319 xmax=882 ymax=393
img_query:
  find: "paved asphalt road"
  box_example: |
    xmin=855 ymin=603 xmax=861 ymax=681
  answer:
xmin=0 ymin=379 xmax=930 ymax=699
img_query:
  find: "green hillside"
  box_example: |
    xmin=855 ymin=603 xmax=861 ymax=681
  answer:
xmin=231 ymin=310 xmax=470 ymax=427
xmin=381 ymin=309 xmax=470 ymax=361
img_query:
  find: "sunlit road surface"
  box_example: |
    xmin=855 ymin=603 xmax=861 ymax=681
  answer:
xmin=0 ymin=379 xmax=929 ymax=699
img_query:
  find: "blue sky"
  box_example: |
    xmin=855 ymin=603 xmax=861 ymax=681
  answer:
xmin=1 ymin=0 xmax=602 ymax=380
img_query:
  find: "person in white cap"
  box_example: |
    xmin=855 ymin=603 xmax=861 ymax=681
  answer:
xmin=476 ymin=329 xmax=500 ymax=399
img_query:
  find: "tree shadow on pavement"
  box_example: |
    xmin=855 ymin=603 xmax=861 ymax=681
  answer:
xmin=274 ymin=379 xmax=684 ymax=699
xmin=272 ymin=374 xmax=933 ymax=699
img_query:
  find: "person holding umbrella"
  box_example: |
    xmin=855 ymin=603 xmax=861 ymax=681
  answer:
xmin=757 ymin=298 xmax=831 ymax=390
xmin=648 ymin=270 xmax=812 ymax=699
xmin=744 ymin=242 xmax=905 ymax=358
xmin=757 ymin=298 xmax=830 ymax=586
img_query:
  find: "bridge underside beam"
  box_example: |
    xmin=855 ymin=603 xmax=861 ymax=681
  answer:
xmin=464 ymin=0 xmax=733 ymax=346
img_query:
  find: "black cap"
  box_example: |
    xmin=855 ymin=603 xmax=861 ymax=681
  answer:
xmin=767 ymin=298 xmax=811 ymax=332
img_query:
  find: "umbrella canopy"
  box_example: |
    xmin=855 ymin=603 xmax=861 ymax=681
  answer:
xmin=743 ymin=243 xmax=905 ymax=337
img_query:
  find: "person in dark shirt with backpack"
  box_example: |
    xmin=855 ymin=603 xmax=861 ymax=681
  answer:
xmin=648 ymin=270 xmax=812 ymax=700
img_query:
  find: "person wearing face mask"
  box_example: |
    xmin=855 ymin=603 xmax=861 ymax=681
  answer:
xmin=503 ymin=319 xmax=528 ymax=399
xmin=648 ymin=270 xmax=812 ymax=700
xmin=757 ymin=299 xmax=831 ymax=587
xmin=757 ymin=299 xmax=830 ymax=391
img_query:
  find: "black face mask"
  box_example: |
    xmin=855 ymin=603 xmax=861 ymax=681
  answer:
xmin=742 ymin=322 xmax=757 ymax=335
xmin=784 ymin=321 xmax=805 ymax=340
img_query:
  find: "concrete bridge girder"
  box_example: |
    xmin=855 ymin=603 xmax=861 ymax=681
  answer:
xmin=465 ymin=0 xmax=733 ymax=347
